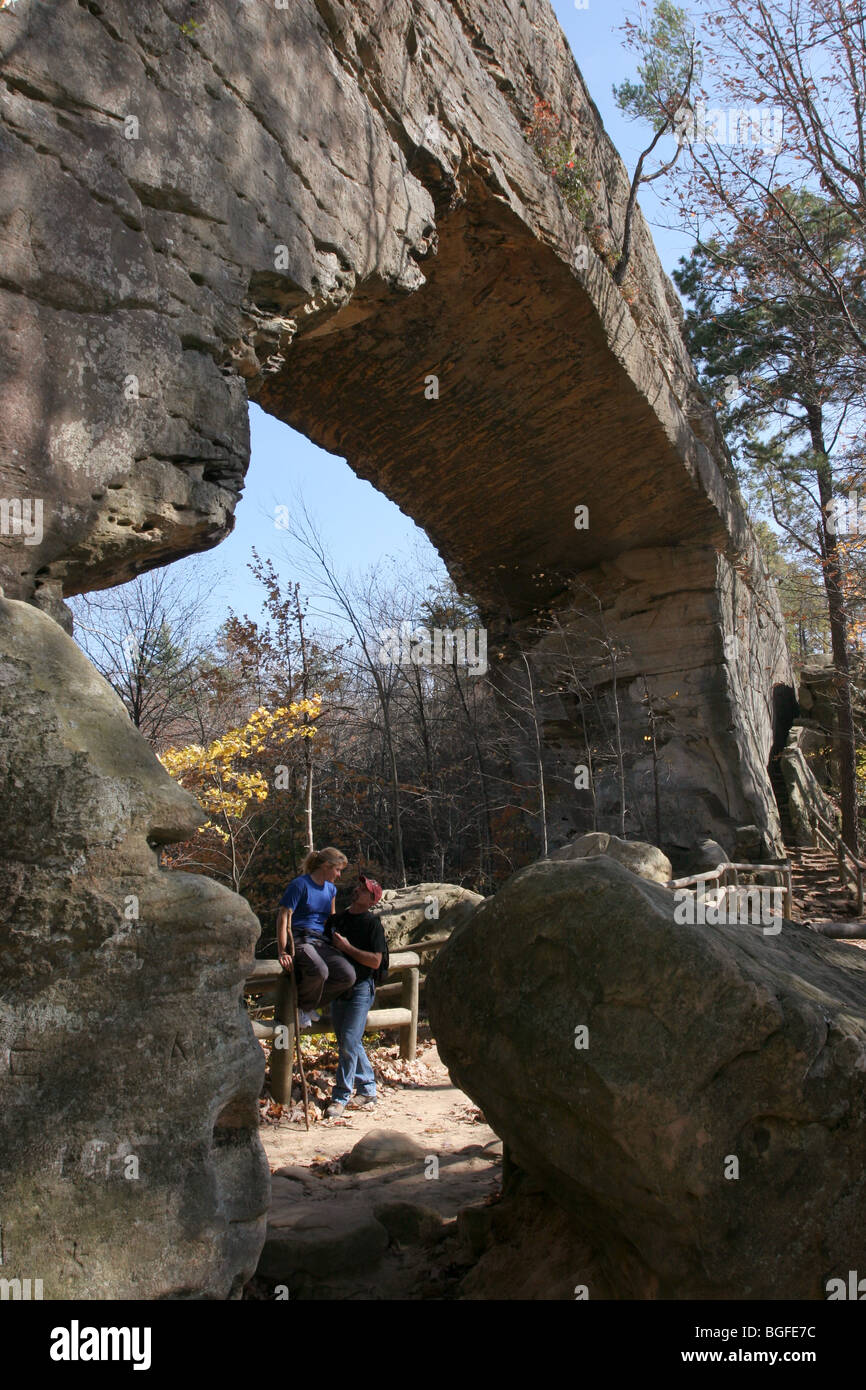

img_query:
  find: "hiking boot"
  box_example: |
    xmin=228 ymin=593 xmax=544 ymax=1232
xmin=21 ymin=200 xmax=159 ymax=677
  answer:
xmin=325 ymin=1100 xmax=346 ymax=1118
xmin=350 ymin=1094 xmax=377 ymax=1109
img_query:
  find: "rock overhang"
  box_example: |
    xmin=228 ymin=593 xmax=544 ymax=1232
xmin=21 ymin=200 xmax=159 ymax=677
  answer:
xmin=2 ymin=0 xmax=752 ymax=620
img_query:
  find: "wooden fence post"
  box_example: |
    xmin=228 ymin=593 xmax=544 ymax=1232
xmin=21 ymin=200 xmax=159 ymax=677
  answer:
xmin=269 ymin=970 xmax=296 ymax=1106
xmin=400 ymin=962 xmax=419 ymax=1061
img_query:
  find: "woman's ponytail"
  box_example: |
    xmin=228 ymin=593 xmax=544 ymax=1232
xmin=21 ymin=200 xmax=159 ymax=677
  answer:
xmin=300 ymin=846 xmax=348 ymax=875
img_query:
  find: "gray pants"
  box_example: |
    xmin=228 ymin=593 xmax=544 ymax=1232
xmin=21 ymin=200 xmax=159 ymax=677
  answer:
xmin=293 ymin=931 xmax=356 ymax=1010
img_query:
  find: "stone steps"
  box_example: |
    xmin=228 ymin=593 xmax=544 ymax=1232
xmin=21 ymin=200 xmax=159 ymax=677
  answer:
xmin=769 ymin=758 xmax=858 ymax=923
xmin=786 ymin=846 xmax=857 ymax=923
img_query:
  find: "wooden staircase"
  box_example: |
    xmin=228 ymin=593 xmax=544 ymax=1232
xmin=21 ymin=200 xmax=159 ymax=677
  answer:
xmin=769 ymin=755 xmax=860 ymax=925
xmin=787 ymin=846 xmax=858 ymax=923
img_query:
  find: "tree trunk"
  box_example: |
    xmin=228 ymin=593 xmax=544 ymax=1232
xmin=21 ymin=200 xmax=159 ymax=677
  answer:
xmin=293 ymin=586 xmax=315 ymax=857
xmin=520 ymin=653 xmax=548 ymax=856
xmin=644 ymin=679 xmax=662 ymax=847
xmin=374 ymin=680 xmax=406 ymax=886
xmin=811 ymin=407 xmax=859 ymax=854
xmin=610 ymin=647 xmax=627 ymax=839
xmin=410 ymin=664 xmax=445 ymax=880
xmin=451 ymin=662 xmax=494 ymax=887
xmin=385 ymin=721 xmax=407 ymax=886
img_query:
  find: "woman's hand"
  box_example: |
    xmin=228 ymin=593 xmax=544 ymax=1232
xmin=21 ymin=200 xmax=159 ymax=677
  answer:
xmin=279 ymin=951 xmax=293 ymax=972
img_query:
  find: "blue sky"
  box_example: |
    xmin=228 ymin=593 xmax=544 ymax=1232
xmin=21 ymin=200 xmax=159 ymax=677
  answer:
xmin=204 ymin=0 xmax=697 ymax=629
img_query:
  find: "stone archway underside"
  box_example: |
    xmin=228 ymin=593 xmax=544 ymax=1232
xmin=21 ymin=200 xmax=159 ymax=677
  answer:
xmin=0 ymin=0 xmax=792 ymax=1297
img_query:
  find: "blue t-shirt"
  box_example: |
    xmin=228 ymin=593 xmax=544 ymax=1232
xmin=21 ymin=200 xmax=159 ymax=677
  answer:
xmin=279 ymin=873 xmax=336 ymax=935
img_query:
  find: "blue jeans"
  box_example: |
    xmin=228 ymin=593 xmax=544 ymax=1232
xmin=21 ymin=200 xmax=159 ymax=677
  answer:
xmin=330 ymin=976 xmax=376 ymax=1103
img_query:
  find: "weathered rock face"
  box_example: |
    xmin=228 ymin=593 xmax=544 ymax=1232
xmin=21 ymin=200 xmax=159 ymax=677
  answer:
xmin=427 ymin=856 xmax=866 ymax=1299
xmin=377 ymin=883 xmax=484 ymax=949
xmin=779 ymin=726 xmax=840 ymax=847
xmin=797 ymin=657 xmax=866 ymax=738
xmin=0 ymin=598 xmax=270 ymax=1298
xmin=0 ymin=0 xmax=789 ymax=849
xmin=519 ymin=546 xmax=793 ymax=855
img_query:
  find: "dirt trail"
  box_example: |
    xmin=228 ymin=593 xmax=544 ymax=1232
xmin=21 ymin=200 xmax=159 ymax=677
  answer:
xmin=246 ymin=1034 xmax=503 ymax=1300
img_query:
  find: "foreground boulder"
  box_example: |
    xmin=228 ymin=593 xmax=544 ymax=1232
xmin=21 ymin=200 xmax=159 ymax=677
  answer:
xmin=427 ymin=855 xmax=866 ymax=1299
xmin=259 ymin=1197 xmax=389 ymax=1285
xmin=0 ymin=598 xmax=270 ymax=1297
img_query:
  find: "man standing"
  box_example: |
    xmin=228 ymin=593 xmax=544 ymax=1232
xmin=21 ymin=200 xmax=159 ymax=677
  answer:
xmin=325 ymin=875 xmax=388 ymax=1119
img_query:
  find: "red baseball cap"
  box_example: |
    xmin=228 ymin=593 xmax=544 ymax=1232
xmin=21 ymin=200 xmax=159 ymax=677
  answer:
xmin=358 ymin=874 xmax=383 ymax=904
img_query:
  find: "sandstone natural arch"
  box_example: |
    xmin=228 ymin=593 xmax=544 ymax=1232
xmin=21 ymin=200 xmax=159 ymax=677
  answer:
xmin=0 ymin=0 xmax=793 ymax=1296
xmin=1 ymin=0 xmax=792 ymax=852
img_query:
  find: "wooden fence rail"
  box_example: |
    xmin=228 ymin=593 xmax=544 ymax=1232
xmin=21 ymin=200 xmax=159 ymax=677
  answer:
xmin=666 ymin=860 xmax=794 ymax=920
xmin=245 ymin=951 xmax=422 ymax=1105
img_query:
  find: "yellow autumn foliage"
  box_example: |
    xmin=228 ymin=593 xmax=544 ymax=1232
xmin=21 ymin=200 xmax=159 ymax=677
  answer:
xmin=159 ymin=698 xmax=321 ymax=835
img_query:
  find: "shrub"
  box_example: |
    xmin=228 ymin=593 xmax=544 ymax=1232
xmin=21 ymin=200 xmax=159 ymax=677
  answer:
xmin=526 ymin=98 xmax=594 ymax=224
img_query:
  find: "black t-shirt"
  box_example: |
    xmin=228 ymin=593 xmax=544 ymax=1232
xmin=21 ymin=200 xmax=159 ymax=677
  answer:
xmin=328 ymin=908 xmax=387 ymax=983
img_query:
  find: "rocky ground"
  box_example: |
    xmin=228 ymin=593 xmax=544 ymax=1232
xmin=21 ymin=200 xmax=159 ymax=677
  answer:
xmin=244 ymin=1027 xmax=505 ymax=1300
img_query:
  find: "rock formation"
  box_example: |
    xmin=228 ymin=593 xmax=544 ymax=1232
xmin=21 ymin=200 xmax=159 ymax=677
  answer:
xmin=428 ymin=855 xmax=866 ymax=1298
xmin=778 ymin=728 xmax=840 ymax=848
xmin=0 ymin=598 xmax=270 ymax=1297
xmin=377 ymin=883 xmax=484 ymax=950
xmin=0 ymin=0 xmax=801 ymax=1297
xmin=547 ymin=831 xmax=672 ymax=884
xmin=1 ymin=0 xmax=790 ymax=852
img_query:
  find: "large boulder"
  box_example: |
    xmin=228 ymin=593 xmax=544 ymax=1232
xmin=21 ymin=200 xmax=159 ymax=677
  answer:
xmin=377 ymin=884 xmax=484 ymax=950
xmin=259 ymin=1202 xmax=389 ymax=1284
xmin=548 ymin=832 xmax=672 ymax=885
xmin=733 ymin=823 xmax=772 ymax=861
xmin=0 ymin=597 xmax=270 ymax=1298
xmin=427 ymin=855 xmax=866 ymax=1299
xmin=687 ymin=836 xmax=730 ymax=874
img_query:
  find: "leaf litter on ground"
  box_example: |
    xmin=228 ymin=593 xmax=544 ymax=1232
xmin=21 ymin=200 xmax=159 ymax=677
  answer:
xmin=258 ymin=1037 xmax=439 ymax=1126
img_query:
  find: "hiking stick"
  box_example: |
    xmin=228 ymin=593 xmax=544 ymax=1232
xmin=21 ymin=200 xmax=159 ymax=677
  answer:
xmin=287 ymin=927 xmax=310 ymax=1131
xmin=293 ymin=991 xmax=310 ymax=1132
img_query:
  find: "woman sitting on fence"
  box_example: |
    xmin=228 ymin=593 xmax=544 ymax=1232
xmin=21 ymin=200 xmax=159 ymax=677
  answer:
xmin=277 ymin=847 xmax=355 ymax=1024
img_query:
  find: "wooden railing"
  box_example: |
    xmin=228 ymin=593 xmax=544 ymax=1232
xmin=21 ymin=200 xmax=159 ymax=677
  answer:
xmin=245 ymin=950 xmax=422 ymax=1105
xmin=667 ymin=860 xmax=794 ymax=921
xmin=810 ymin=806 xmax=866 ymax=916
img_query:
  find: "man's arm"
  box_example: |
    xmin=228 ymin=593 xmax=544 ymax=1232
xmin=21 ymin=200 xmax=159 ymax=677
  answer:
xmin=331 ymin=931 xmax=381 ymax=970
xmin=277 ymin=906 xmax=293 ymax=971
